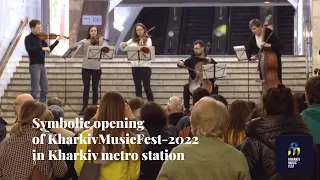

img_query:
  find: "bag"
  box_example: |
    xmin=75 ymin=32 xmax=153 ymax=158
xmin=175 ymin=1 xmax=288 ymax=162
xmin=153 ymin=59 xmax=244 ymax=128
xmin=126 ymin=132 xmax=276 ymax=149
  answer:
xmin=78 ymin=145 xmax=101 ymax=180
xmin=28 ymin=131 xmax=45 ymax=180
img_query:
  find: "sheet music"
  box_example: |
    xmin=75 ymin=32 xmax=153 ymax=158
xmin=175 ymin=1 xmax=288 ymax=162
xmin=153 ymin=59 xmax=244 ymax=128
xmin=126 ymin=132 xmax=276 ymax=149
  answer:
xmin=233 ymin=46 xmax=248 ymax=61
xmin=202 ymin=64 xmax=227 ymax=79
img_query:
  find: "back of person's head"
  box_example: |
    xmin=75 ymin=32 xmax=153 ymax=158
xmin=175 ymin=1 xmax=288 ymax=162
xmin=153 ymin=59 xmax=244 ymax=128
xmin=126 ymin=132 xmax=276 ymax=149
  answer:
xmin=247 ymin=101 xmax=257 ymax=111
xmin=248 ymin=106 xmax=264 ymax=121
xmin=129 ymin=97 xmax=144 ymax=111
xmin=47 ymin=97 xmax=63 ymax=107
xmin=192 ymin=87 xmax=210 ymax=105
xmin=83 ymin=105 xmax=98 ymax=122
xmin=224 ymin=100 xmax=250 ymax=145
xmin=293 ymin=92 xmax=308 ymax=113
xmin=191 ymin=97 xmax=228 ymax=137
xmin=210 ymin=94 xmax=228 ymax=108
xmin=166 ymin=96 xmax=183 ymax=114
xmin=262 ymin=84 xmax=294 ymax=116
xmin=11 ymin=100 xmax=47 ymax=136
xmin=141 ymin=102 xmax=167 ymax=131
xmin=305 ymin=76 xmax=320 ymax=105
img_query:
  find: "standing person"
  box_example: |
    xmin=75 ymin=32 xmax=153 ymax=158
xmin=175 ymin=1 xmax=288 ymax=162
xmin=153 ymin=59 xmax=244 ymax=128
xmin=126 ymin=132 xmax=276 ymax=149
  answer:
xmin=177 ymin=40 xmax=217 ymax=114
xmin=120 ymin=23 xmax=154 ymax=102
xmin=79 ymin=25 xmax=104 ymax=115
xmin=24 ymin=19 xmax=60 ymax=103
xmin=246 ymin=19 xmax=283 ymax=82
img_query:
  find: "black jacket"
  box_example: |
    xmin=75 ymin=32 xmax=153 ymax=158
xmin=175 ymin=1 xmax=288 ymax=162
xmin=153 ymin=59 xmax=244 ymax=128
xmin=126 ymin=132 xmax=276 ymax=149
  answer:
xmin=246 ymin=28 xmax=284 ymax=71
xmin=241 ymin=113 xmax=319 ymax=180
xmin=24 ymin=33 xmax=59 ymax=65
xmin=0 ymin=117 xmax=7 ymax=143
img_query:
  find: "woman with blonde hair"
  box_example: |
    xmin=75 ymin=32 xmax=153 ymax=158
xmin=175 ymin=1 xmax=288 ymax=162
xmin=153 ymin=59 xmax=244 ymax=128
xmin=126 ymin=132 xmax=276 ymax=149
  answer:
xmin=0 ymin=100 xmax=67 ymax=180
xmin=74 ymin=91 xmax=141 ymax=179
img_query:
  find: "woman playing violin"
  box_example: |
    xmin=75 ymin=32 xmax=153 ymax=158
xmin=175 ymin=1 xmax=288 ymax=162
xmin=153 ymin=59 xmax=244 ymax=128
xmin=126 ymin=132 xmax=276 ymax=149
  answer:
xmin=177 ymin=40 xmax=218 ymax=115
xmin=120 ymin=23 xmax=154 ymax=102
xmin=78 ymin=25 xmax=104 ymax=115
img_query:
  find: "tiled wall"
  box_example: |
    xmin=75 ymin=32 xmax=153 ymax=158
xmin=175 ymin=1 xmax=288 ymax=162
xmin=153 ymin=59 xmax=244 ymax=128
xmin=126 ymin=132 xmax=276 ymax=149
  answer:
xmin=0 ymin=0 xmax=41 ymax=100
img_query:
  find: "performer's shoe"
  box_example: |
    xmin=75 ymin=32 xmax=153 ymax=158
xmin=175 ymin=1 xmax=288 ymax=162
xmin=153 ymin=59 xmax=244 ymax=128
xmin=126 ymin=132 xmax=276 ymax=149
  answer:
xmin=78 ymin=107 xmax=86 ymax=116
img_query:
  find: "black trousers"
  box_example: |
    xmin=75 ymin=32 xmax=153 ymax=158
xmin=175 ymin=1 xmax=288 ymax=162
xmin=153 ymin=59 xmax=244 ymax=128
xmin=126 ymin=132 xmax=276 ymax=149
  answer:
xmin=132 ymin=67 xmax=154 ymax=101
xmin=183 ymin=83 xmax=218 ymax=109
xmin=81 ymin=68 xmax=101 ymax=107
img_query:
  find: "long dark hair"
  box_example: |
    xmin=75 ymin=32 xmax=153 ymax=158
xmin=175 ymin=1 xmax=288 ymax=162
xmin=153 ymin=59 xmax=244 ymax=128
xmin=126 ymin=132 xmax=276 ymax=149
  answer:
xmin=86 ymin=25 xmax=97 ymax=39
xmin=131 ymin=23 xmax=148 ymax=43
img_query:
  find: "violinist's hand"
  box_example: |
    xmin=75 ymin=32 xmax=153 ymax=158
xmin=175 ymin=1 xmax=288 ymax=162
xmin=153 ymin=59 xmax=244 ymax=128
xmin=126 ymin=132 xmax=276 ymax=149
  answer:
xmin=99 ymin=36 xmax=104 ymax=45
xmin=261 ymin=42 xmax=271 ymax=48
xmin=122 ymin=42 xmax=127 ymax=48
xmin=81 ymin=39 xmax=89 ymax=45
xmin=56 ymin=36 xmax=61 ymax=41
xmin=205 ymin=56 xmax=212 ymax=63
xmin=177 ymin=61 xmax=184 ymax=67
xmin=42 ymin=47 xmax=50 ymax=52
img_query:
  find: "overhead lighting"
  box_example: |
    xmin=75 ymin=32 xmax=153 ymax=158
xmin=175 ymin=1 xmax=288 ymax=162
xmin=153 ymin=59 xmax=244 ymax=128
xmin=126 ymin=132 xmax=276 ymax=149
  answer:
xmin=264 ymin=0 xmax=270 ymax=3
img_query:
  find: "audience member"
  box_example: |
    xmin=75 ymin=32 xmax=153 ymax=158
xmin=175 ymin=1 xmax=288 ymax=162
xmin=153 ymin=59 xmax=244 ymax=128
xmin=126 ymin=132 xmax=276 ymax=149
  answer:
xmin=247 ymin=101 xmax=257 ymax=112
xmin=247 ymin=106 xmax=264 ymax=121
xmin=139 ymin=102 xmax=178 ymax=180
xmin=13 ymin=93 xmax=33 ymax=116
xmin=129 ymin=97 xmax=144 ymax=117
xmin=223 ymin=100 xmax=250 ymax=146
xmin=301 ymin=76 xmax=320 ymax=147
xmin=166 ymin=96 xmax=184 ymax=126
xmin=0 ymin=117 xmax=7 ymax=143
xmin=74 ymin=91 xmax=141 ymax=179
xmin=157 ymin=97 xmax=250 ymax=180
xmin=210 ymin=94 xmax=228 ymax=108
xmin=47 ymin=97 xmax=63 ymax=107
xmin=83 ymin=105 xmax=98 ymax=122
xmin=0 ymin=100 xmax=67 ymax=179
xmin=241 ymin=84 xmax=319 ymax=180
xmin=293 ymin=92 xmax=308 ymax=113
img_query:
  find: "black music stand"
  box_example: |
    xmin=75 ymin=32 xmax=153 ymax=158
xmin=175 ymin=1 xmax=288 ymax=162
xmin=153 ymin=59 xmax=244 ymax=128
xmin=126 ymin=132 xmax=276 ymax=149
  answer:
xmin=126 ymin=46 xmax=155 ymax=62
xmin=201 ymin=63 xmax=227 ymax=94
xmin=61 ymin=42 xmax=82 ymax=112
xmin=233 ymin=45 xmax=250 ymax=101
xmin=86 ymin=46 xmax=115 ymax=101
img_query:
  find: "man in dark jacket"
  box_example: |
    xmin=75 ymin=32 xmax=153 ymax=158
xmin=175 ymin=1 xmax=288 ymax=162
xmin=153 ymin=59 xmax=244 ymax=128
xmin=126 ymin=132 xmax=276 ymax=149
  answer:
xmin=241 ymin=84 xmax=319 ymax=180
xmin=0 ymin=117 xmax=7 ymax=142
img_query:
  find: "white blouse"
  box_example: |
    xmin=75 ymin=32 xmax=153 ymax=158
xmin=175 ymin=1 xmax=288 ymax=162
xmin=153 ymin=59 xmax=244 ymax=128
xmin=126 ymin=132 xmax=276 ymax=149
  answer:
xmin=255 ymin=35 xmax=263 ymax=49
xmin=119 ymin=38 xmax=152 ymax=67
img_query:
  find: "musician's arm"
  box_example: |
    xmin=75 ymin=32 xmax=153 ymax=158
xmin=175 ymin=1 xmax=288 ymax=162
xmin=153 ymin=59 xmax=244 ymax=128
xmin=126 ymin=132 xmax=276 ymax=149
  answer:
xmin=146 ymin=38 xmax=152 ymax=46
xmin=246 ymin=36 xmax=258 ymax=59
xmin=177 ymin=58 xmax=192 ymax=68
xmin=119 ymin=39 xmax=133 ymax=51
xmin=267 ymin=29 xmax=284 ymax=51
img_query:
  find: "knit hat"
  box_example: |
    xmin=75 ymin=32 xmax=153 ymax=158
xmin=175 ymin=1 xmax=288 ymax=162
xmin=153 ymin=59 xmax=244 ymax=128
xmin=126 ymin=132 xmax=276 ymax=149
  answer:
xmin=48 ymin=105 xmax=64 ymax=121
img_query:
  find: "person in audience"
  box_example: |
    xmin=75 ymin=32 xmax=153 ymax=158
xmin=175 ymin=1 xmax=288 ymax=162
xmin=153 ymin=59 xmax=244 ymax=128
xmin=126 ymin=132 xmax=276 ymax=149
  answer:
xmin=129 ymin=97 xmax=144 ymax=117
xmin=74 ymin=91 xmax=142 ymax=179
xmin=47 ymin=97 xmax=63 ymax=107
xmin=13 ymin=93 xmax=34 ymax=116
xmin=166 ymin=96 xmax=184 ymax=126
xmin=301 ymin=76 xmax=320 ymax=148
xmin=139 ymin=102 xmax=178 ymax=180
xmin=157 ymin=97 xmax=251 ymax=180
xmin=247 ymin=101 xmax=257 ymax=112
xmin=241 ymin=84 xmax=319 ymax=180
xmin=0 ymin=100 xmax=67 ymax=179
xmin=83 ymin=105 xmax=98 ymax=122
xmin=176 ymin=88 xmax=210 ymax=139
xmin=223 ymin=100 xmax=251 ymax=146
xmin=293 ymin=92 xmax=308 ymax=113
xmin=0 ymin=117 xmax=7 ymax=142
xmin=210 ymin=94 xmax=228 ymax=108
xmin=247 ymin=106 xmax=264 ymax=121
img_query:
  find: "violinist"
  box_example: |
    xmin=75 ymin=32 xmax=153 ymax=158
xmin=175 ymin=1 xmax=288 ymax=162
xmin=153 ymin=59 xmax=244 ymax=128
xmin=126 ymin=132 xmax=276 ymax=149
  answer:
xmin=120 ymin=23 xmax=154 ymax=102
xmin=24 ymin=19 xmax=60 ymax=103
xmin=177 ymin=40 xmax=217 ymax=114
xmin=246 ymin=19 xmax=284 ymax=82
xmin=78 ymin=25 xmax=104 ymax=115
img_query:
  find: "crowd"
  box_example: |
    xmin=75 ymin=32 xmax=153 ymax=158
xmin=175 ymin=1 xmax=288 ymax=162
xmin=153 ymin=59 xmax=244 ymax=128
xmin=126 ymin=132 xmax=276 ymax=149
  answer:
xmin=0 ymin=74 xmax=319 ymax=180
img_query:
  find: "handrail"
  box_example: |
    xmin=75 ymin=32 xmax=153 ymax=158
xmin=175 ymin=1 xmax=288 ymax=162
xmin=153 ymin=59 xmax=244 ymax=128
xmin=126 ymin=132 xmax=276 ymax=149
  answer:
xmin=0 ymin=16 xmax=28 ymax=76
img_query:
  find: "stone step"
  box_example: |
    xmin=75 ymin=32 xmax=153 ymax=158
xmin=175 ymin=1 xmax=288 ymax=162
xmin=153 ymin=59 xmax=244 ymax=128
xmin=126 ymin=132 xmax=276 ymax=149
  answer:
xmin=8 ymin=78 xmax=307 ymax=86
xmin=12 ymin=71 xmax=307 ymax=79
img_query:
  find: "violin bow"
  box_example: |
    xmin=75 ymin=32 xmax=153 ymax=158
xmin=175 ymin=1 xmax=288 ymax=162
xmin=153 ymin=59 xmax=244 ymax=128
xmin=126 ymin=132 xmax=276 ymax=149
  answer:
xmin=127 ymin=26 xmax=156 ymax=46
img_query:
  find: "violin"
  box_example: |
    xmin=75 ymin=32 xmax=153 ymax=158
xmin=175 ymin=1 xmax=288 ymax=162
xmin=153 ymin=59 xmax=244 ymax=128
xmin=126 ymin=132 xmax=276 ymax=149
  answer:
xmin=127 ymin=26 xmax=155 ymax=46
xmin=37 ymin=32 xmax=69 ymax=41
xmin=90 ymin=35 xmax=109 ymax=45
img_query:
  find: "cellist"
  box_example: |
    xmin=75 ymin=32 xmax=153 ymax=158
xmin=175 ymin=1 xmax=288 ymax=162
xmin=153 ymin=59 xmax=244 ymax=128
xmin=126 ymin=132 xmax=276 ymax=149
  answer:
xmin=246 ymin=19 xmax=284 ymax=82
xmin=177 ymin=40 xmax=218 ymax=115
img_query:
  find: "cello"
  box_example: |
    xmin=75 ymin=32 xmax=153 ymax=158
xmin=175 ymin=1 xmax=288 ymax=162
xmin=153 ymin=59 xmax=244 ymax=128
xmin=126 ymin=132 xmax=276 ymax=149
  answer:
xmin=258 ymin=13 xmax=280 ymax=93
xmin=188 ymin=43 xmax=214 ymax=94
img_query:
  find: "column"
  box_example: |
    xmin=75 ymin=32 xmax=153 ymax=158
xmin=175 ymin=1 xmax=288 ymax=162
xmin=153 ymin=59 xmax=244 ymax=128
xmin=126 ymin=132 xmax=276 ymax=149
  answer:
xmin=312 ymin=0 xmax=320 ymax=76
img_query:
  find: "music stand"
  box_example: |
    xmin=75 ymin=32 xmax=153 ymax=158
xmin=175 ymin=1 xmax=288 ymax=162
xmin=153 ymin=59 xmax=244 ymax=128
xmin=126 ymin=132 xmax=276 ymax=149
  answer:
xmin=61 ymin=43 xmax=83 ymax=113
xmin=126 ymin=46 xmax=155 ymax=62
xmin=234 ymin=45 xmax=251 ymax=101
xmin=86 ymin=46 xmax=115 ymax=102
